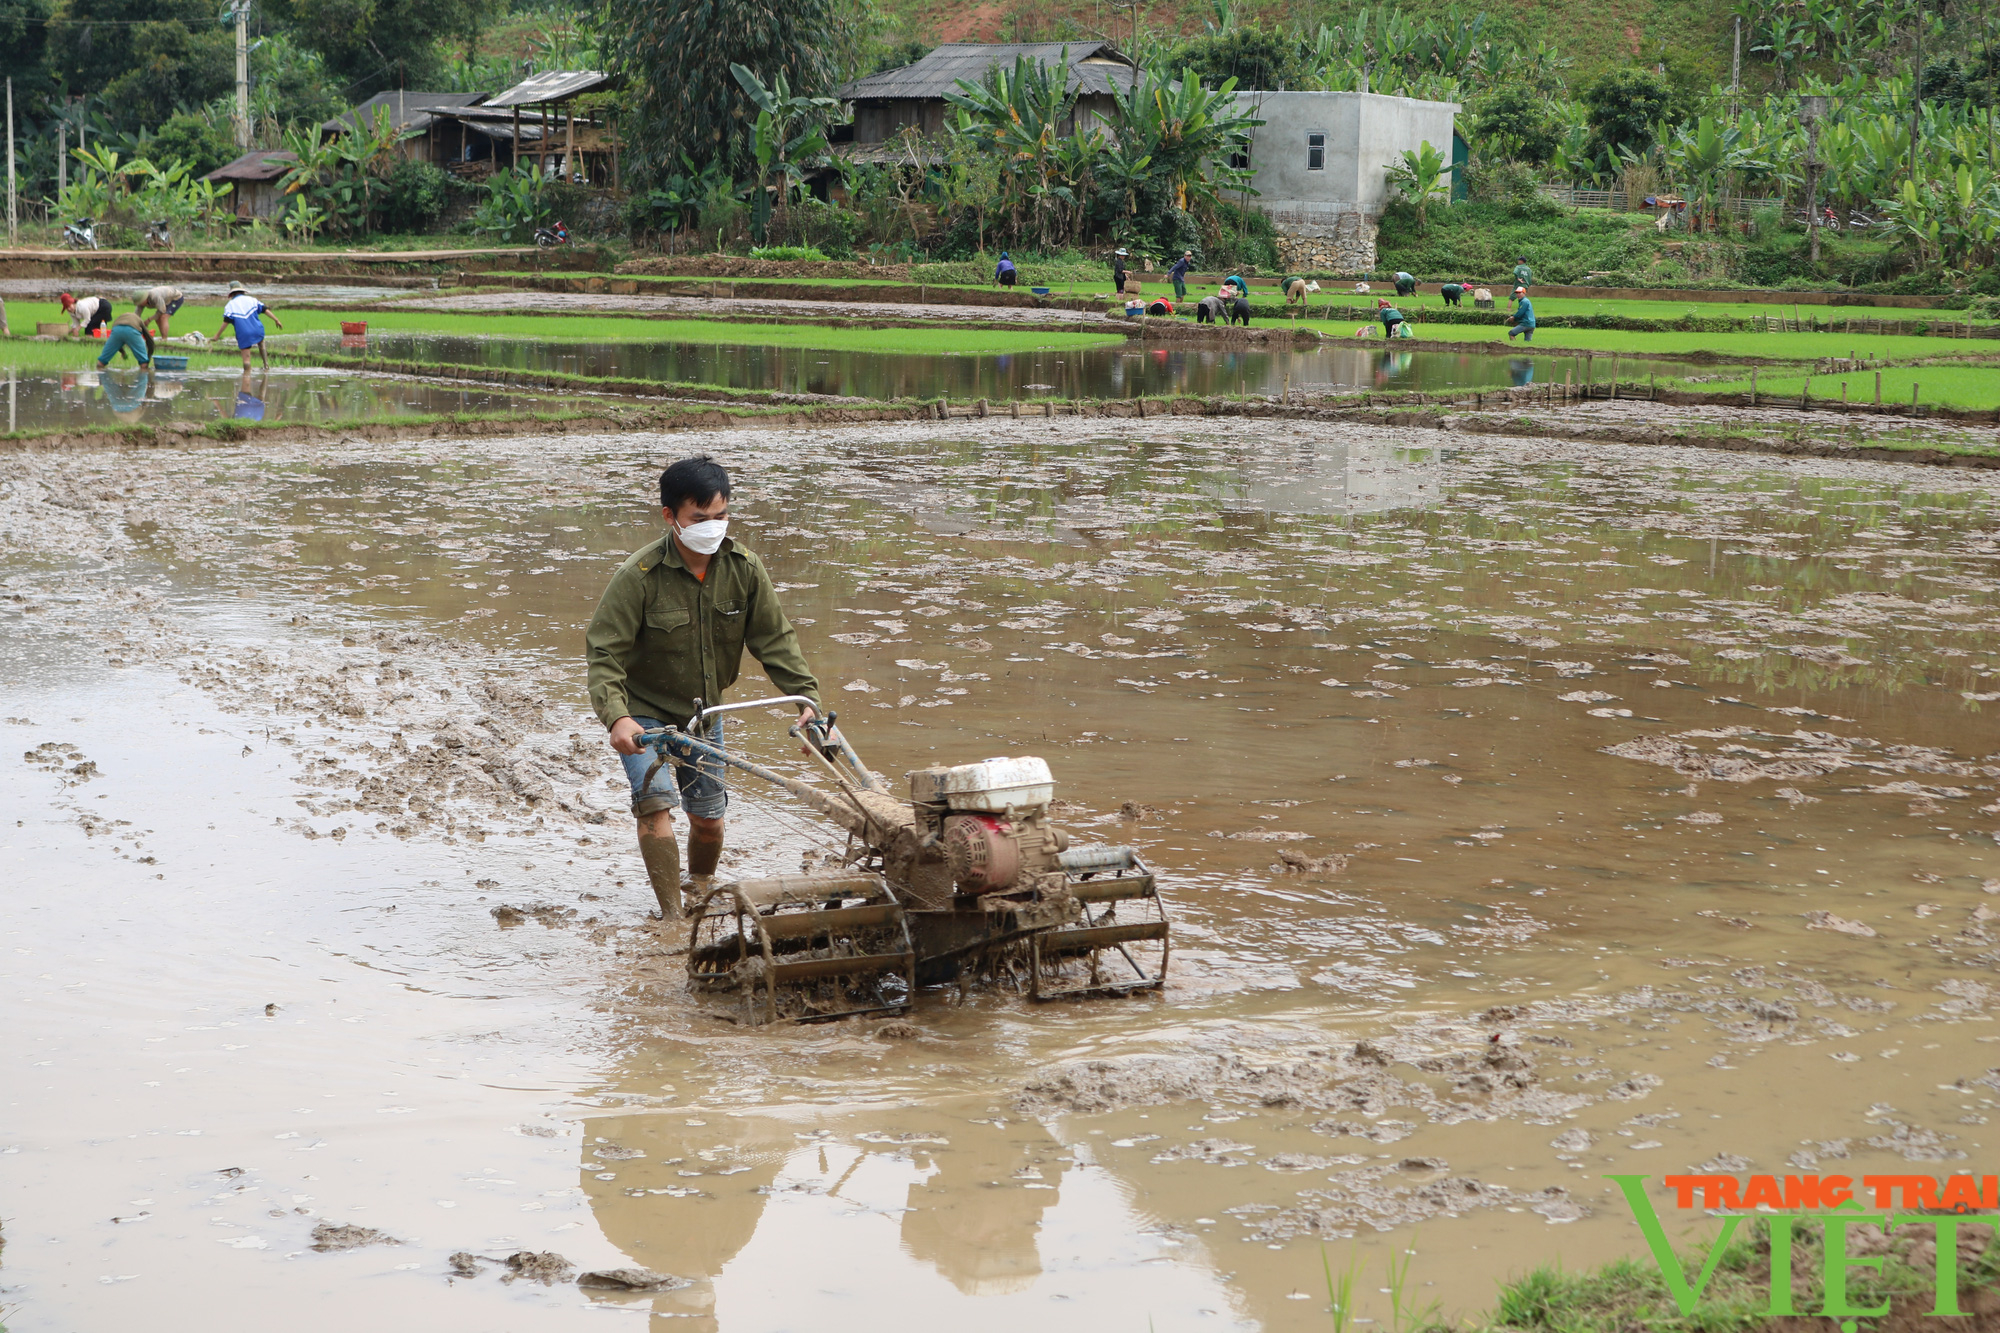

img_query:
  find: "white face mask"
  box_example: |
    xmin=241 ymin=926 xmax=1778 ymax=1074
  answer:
xmin=675 ymin=517 xmax=729 ymax=555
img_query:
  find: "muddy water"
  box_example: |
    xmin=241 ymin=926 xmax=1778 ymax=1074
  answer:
xmin=4 ymin=419 xmax=1999 ymax=1331
xmin=0 ymin=364 xmax=584 ymax=432
xmin=294 ymin=329 xmax=1686 ymax=401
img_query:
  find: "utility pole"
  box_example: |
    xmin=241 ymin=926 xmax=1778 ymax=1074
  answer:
xmin=1908 ymin=0 xmax=1923 ymax=179
xmin=232 ymin=0 xmax=251 ymax=150
xmin=6 ymin=79 xmax=16 ymax=250
xmin=1801 ymin=95 xmax=1828 ymax=265
xmin=1730 ymin=17 xmax=1741 ymax=114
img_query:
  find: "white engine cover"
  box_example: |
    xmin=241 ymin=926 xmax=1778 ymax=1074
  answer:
xmin=908 ymin=756 xmax=1054 ymax=815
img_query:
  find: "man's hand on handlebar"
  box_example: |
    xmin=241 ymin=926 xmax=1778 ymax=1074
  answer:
xmin=608 ymin=715 xmax=647 ymax=756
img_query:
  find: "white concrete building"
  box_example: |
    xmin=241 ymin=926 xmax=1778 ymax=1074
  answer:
xmin=1230 ymin=91 xmax=1460 ymax=272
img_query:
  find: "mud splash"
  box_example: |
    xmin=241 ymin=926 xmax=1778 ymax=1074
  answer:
xmin=3 ymin=415 xmax=1998 ymax=1330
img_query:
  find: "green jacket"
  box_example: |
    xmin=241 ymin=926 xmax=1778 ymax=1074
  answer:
xmin=1513 ymin=263 xmax=1532 ymax=288
xmin=585 ymin=533 xmax=819 ymax=730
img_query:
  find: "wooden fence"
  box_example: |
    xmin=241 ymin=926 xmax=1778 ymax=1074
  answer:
xmin=1539 ymin=187 xmax=1782 ymax=215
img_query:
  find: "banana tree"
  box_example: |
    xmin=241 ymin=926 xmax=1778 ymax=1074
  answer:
xmin=1663 ymin=116 xmax=1768 ymax=229
xmin=1104 ymin=68 xmax=1262 ymax=217
xmin=1384 ymin=140 xmax=1455 ymax=227
xmin=729 ymin=64 xmax=839 ymax=243
xmin=947 ymin=53 xmax=1090 ymax=246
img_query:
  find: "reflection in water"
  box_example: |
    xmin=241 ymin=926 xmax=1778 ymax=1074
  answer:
xmin=0 ymin=364 xmax=579 ymax=431
xmin=577 ymin=1105 xmax=1248 ymax=1329
xmin=292 ymin=329 xmax=1685 ymax=402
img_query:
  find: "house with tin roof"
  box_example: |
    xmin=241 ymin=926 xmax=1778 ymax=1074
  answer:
xmin=834 ymin=42 xmax=1139 ymax=155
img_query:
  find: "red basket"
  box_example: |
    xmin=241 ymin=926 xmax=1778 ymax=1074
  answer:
xmin=339 ymin=321 xmax=367 ymax=336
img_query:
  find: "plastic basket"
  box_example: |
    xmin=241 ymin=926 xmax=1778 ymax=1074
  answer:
xmin=339 ymin=321 xmax=367 ymax=336
xmin=153 ymin=354 xmax=189 ymax=371
xmin=1031 ymin=286 xmax=1050 ymax=295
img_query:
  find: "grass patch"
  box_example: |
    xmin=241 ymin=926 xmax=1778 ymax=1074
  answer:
xmin=1478 ymin=1215 xmax=1996 ymax=1333
xmin=1381 ymin=322 xmax=1997 ymax=363
xmin=1681 ymin=363 xmax=2000 ymax=412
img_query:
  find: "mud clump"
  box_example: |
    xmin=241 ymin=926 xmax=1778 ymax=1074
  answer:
xmin=503 ymin=1251 xmax=575 ymax=1285
xmin=578 ymin=1267 xmax=690 ymax=1291
xmin=448 ymin=1252 xmax=485 ymax=1277
xmin=310 ymin=1222 xmax=401 ymax=1252
xmin=872 ymin=1020 xmax=922 ymax=1040
xmin=491 ymin=903 xmax=578 ymax=928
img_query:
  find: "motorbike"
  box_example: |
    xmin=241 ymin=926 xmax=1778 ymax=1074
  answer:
xmin=63 ymin=218 xmax=98 ymax=251
xmin=144 ymin=219 xmax=173 ymax=251
xmin=534 ymin=221 xmax=570 ymax=248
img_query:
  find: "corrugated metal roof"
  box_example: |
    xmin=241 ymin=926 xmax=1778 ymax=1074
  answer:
xmin=838 ymin=43 xmax=1137 ymax=101
xmin=485 ymin=70 xmax=611 ymax=108
xmin=323 ymin=91 xmax=487 ymax=136
xmin=204 ymin=150 xmax=296 ymax=183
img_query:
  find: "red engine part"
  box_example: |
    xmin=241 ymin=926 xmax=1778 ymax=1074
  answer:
xmin=942 ymin=813 xmax=1021 ymax=893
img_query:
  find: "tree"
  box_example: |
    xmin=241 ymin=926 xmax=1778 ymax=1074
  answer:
xmin=730 ymin=63 xmax=838 ymax=242
xmin=1384 ymin=139 xmax=1453 ymax=226
xmin=148 ymin=112 xmax=237 ymax=177
xmin=46 ymin=0 xmax=235 ymax=130
xmin=1582 ymin=66 xmax=1674 ymax=160
xmin=0 ymin=0 xmax=54 ymax=110
xmin=1173 ymin=27 xmax=1306 ymax=92
xmin=262 ymin=0 xmax=475 ymax=98
xmin=598 ymin=0 xmax=843 ymax=183
xmin=1473 ymin=85 xmax=1562 ymax=163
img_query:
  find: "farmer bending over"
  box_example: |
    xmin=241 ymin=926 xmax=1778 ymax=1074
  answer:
xmin=132 ymin=285 xmax=187 ymax=338
xmin=97 ymin=310 xmax=155 ymax=367
xmin=217 ymin=283 xmax=283 ymax=369
xmin=1377 ymin=298 xmax=1405 ymax=338
xmin=586 ymin=455 xmax=822 ymax=920
xmin=1393 ymin=271 xmax=1417 ymax=297
xmin=1439 ymin=279 xmax=1465 ymax=308
xmin=994 ymin=252 xmax=1017 ymax=287
xmin=60 ymin=292 xmax=113 ymax=338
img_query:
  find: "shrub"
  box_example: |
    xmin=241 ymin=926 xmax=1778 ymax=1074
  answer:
xmin=747 ymin=244 xmax=832 ymax=261
xmin=767 ymin=197 xmax=861 ymax=258
xmin=147 ymin=112 xmax=236 ymax=178
xmin=376 ymin=160 xmax=451 ymax=233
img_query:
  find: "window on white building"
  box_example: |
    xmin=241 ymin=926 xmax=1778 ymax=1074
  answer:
xmin=1307 ymin=132 xmax=1325 ymax=170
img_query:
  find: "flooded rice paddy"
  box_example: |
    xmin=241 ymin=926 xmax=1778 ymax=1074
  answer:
xmin=0 ymin=363 xmax=584 ymax=432
xmin=4 ymin=417 xmax=1999 ymax=1330
xmin=293 ymin=329 xmax=1686 ymax=401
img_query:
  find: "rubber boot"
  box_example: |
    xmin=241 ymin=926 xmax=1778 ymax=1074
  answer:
xmin=686 ymin=825 xmax=723 ymax=918
xmin=636 ymin=826 xmax=682 ymax=921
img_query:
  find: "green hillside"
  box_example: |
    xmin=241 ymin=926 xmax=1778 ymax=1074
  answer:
xmin=873 ymin=0 xmax=1738 ymax=85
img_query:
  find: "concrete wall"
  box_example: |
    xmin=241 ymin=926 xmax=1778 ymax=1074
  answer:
xmin=1237 ymin=90 xmax=1457 ymax=224
xmin=1229 ymin=90 xmax=1455 ymax=270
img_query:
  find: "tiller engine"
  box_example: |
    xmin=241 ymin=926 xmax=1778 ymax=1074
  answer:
xmin=636 ymin=698 xmax=1170 ymax=1024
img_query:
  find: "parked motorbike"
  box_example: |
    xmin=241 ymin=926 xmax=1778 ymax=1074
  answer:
xmin=63 ymin=218 xmax=98 ymax=250
xmin=534 ymin=221 xmax=570 ymax=248
xmin=145 ymin=219 xmax=173 ymax=251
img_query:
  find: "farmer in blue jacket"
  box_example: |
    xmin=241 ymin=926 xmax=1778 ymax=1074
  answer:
xmin=994 ymin=252 xmax=1017 ymax=287
xmin=1169 ymin=250 xmax=1193 ymax=302
xmin=1507 ymin=287 xmax=1535 ymax=342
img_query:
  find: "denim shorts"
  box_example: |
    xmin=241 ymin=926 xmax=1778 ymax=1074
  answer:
xmin=619 ymin=716 xmax=728 ymax=819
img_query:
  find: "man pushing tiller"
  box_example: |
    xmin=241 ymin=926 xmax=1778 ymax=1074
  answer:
xmin=584 ymin=455 xmax=822 ymax=919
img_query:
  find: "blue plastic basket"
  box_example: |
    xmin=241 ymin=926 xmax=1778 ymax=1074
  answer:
xmin=153 ymin=354 xmax=189 ymax=370
xmin=1031 ymin=286 xmax=1050 ymax=295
